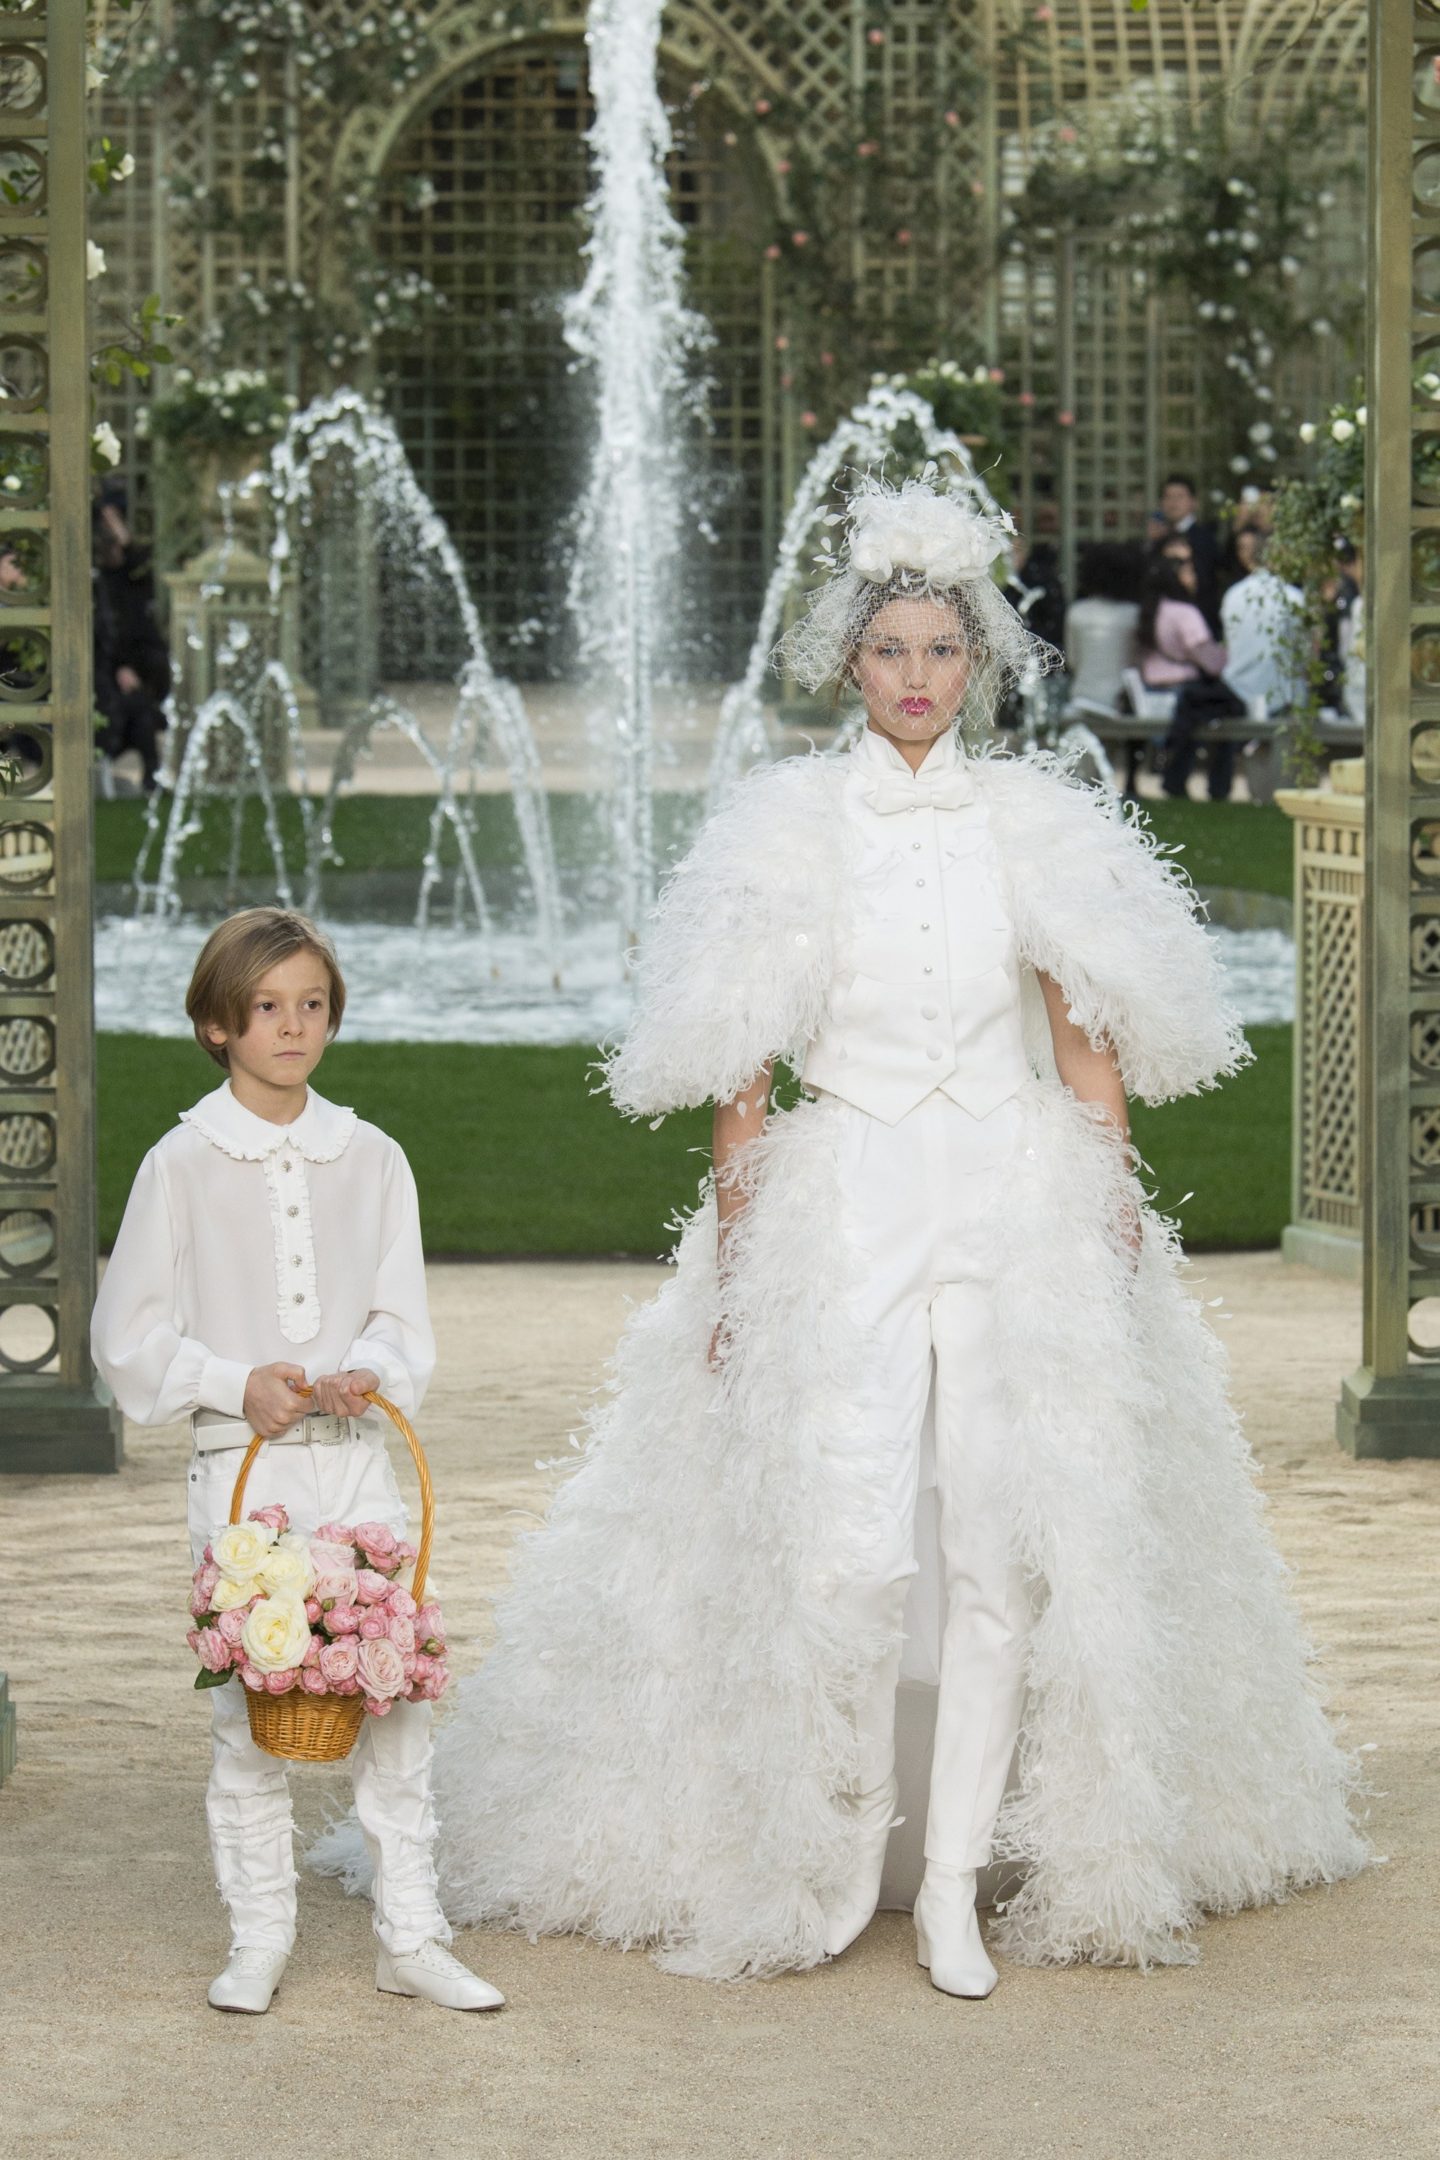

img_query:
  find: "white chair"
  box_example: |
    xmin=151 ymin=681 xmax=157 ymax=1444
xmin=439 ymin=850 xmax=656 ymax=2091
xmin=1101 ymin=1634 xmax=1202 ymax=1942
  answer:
xmin=1120 ymin=667 xmax=1177 ymax=726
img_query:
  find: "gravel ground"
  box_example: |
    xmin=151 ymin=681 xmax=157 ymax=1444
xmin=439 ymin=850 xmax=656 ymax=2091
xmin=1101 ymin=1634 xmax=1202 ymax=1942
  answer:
xmin=3 ymin=1254 xmax=1436 ymax=2160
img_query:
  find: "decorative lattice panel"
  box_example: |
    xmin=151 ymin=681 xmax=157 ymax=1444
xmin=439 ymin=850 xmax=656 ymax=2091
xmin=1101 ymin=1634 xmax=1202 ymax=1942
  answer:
xmin=1290 ymin=803 xmax=1364 ymax=1237
xmin=368 ymin=34 xmax=772 ymax=678
xmin=0 ymin=3 xmax=117 ymax=1459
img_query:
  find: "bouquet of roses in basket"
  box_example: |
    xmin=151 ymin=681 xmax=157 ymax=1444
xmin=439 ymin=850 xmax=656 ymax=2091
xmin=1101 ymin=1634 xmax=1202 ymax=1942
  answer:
xmin=187 ymin=1505 xmax=450 ymax=1715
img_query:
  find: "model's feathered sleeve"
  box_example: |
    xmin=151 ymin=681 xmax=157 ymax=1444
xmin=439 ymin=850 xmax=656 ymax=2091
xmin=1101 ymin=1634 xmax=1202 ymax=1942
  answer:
xmin=986 ymin=754 xmax=1251 ymax=1105
xmin=605 ymin=757 xmax=842 ymax=1117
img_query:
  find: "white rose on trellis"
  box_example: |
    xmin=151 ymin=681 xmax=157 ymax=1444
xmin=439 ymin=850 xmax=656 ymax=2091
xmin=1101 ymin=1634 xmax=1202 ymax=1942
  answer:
xmin=1249 ymin=421 xmax=1273 ymax=443
xmin=85 ymin=241 xmax=106 ymax=280
xmin=1299 ymin=422 xmax=1318 ymax=444
xmin=114 ymin=153 xmax=135 ymax=182
xmin=1331 ymin=418 xmax=1356 ymax=443
xmin=91 ymin=421 xmax=121 ymax=467
xmin=1356 ymin=406 xmax=1367 ymax=426
xmin=1230 ymin=455 xmax=1251 ymax=474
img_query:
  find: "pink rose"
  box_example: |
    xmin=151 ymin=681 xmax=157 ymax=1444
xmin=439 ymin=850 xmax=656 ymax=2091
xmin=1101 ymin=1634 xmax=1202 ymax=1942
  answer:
xmin=414 ymin=1604 xmax=445 ymax=1650
xmin=195 ymin=1626 xmax=232 ymax=1675
xmin=359 ymin=1612 xmax=388 ymax=1640
xmin=190 ymin=1561 xmax=221 ymax=1616
xmin=249 ymin=1503 xmax=288 ymax=1533
xmin=186 ymin=1628 xmax=200 ymax=1654
xmin=202 ymin=1543 xmax=214 ymax=1564
xmin=317 ymin=1637 xmax=360 ymax=1688
xmin=312 ymin=1521 xmax=356 ymax=1548
xmin=300 ymin=1667 xmax=328 ymax=1695
xmin=387 ymin=1615 xmax=416 ymax=1657
xmin=240 ymin=1665 xmax=265 ymax=1691
xmin=216 ymin=1608 xmax=248 ymax=1646
xmin=364 ymin=1696 xmax=395 ymax=1717
xmin=354 ymin=1569 xmax=390 ymax=1606
xmin=356 ymin=1637 xmax=406 ymax=1701
xmin=353 ymin=1521 xmax=397 ymax=1562
xmin=301 ymin=1635 xmax=321 ymax=1667
xmin=314 ymin=1568 xmax=359 ymax=1609
xmin=310 ymin=1539 xmax=357 ymax=1576
xmin=334 ymin=1674 xmax=361 ymax=1696
xmin=386 ymin=1587 xmax=416 ymax=1620
xmin=264 ymin=1668 xmax=297 ymax=1695
xmin=304 ymin=1598 xmax=322 ymax=1625
xmin=326 ymin=1603 xmax=361 ymax=1635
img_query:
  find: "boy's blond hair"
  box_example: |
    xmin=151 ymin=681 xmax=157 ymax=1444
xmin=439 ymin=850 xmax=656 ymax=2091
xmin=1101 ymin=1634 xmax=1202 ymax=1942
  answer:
xmin=186 ymin=908 xmax=346 ymax=1071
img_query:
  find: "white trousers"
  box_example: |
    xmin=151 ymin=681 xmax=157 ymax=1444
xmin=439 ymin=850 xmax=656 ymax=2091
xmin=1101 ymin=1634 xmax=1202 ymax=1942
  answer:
xmin=830 ymin=1090 xmax=1033 ymax=1871
xmin=187 ymin=1436 xmax=450 ymax=1957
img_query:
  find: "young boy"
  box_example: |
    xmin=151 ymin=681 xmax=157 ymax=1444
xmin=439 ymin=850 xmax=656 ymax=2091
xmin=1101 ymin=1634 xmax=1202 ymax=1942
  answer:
xmin=92 ymin=907 xmax=502 ymax=2016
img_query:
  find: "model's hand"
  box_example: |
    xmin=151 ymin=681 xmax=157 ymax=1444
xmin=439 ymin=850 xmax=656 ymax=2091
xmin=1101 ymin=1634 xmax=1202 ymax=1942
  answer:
xmin=116 ymin=664 xmax=142 ymax=695
xmin=310 ymin=1367 xmax=381 ymax=1418
xmin=243 ymin=1362 xmax=310 ymax=1438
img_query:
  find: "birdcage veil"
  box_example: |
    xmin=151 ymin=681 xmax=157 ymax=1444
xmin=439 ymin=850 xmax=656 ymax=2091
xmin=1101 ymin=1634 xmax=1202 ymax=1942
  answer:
xmin=772 ymin=469 xmax=1060 ymax=730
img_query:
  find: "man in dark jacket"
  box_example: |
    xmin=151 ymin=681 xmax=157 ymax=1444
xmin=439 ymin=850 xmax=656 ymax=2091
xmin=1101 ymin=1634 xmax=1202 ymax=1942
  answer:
xmin=93 ymin=483 xmax=172 ymax=791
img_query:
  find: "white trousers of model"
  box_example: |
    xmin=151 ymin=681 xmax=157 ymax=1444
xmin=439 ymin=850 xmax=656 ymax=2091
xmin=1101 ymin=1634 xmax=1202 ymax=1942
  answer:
xmin=830 ymin=1089 xmax=1032 ymax=1871
xmin=186 ymin=1435 xmax=450 ymax=1957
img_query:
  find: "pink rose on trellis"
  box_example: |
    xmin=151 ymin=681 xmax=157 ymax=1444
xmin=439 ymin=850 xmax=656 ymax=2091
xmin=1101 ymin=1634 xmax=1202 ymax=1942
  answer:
xmin=867 ymin=27 xmax=884 ymax=42
xmin=764 ymin=243 xmax=781 ymax=260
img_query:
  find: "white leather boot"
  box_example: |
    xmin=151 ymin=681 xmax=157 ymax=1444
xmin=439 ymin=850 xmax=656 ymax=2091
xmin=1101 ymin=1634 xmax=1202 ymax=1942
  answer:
xmin=822 ymin=1777 xmax=900 ymax=1958
xmin=208 ymin=1945 xmax=289 ymax=2014
xmin=914 ymin=1866 xmax=998 ymax=1998
xmin=376 ymin=1939 xmax=505 ymax=2011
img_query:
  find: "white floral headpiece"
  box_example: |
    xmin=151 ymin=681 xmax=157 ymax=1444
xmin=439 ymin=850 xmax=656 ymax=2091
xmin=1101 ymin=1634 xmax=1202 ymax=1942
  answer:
xmin=841 ymin=473 xmax=1015 ymax=589
xmin=774 ymin=468 xmax=1048 ymax=712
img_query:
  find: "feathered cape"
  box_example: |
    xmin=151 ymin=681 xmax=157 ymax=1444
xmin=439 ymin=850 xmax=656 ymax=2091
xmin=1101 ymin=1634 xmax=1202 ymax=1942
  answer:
xmin=312 ymin=749 xmax=1370 ymax=1977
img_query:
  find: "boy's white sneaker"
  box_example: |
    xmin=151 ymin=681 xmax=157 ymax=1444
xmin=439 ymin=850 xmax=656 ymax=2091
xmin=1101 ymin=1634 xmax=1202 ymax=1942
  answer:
xmin=376 ymin=1939 xmax=505 ymax=2011
xmin=208 ymin=1945 xmax=288 ymax=2013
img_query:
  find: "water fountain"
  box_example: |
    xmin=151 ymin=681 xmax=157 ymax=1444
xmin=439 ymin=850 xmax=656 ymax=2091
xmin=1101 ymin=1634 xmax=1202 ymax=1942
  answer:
xmin=563 ymin=0 xmax=710 ymax=943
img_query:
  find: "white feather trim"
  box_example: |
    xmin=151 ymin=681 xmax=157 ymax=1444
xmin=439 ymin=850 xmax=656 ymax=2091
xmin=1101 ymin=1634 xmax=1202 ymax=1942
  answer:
xmin=981 ymin=752 xmax=1251 ymax=1105
xmin=605 ymin=756 xmax=848 ymax=1117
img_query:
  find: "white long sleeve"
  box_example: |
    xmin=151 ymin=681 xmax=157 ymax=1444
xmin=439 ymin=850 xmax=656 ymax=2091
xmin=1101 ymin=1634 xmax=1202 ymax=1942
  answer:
xmin=338 ymin=1142 xmax=435 ymax=1416
xmin=91 ymin=1148 xmax=253 ymax=1423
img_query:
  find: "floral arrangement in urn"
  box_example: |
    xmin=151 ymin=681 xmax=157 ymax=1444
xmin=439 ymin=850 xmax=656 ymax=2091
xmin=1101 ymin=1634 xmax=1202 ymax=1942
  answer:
xmin=187 ymin=1504 xmax=450 ymax=1716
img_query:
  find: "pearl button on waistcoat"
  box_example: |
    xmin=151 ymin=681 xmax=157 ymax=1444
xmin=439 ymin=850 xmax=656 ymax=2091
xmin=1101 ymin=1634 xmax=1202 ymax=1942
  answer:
xmin=800 ymin=730 xmax=1032 ymax=1126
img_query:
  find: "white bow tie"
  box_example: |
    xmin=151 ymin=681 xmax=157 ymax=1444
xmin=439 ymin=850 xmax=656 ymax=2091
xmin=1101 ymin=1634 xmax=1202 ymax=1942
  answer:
xmin=858 ymin=763 xmax=975 ymax=815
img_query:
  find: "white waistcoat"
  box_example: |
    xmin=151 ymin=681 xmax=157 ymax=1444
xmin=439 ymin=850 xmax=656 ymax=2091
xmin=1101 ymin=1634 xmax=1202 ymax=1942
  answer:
xmin=801 ymin=729 xmax=1031 ymax=1126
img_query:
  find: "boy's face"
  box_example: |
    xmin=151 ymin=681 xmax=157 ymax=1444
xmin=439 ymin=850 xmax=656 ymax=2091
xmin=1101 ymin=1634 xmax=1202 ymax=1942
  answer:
xmin=208 ymin=948 xmax=331 ymax=1092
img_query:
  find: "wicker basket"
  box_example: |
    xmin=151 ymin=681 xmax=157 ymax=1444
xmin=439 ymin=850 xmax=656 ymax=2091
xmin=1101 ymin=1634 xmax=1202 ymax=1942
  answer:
xmin=226 ymin=1392 xmax=435 ymax=1764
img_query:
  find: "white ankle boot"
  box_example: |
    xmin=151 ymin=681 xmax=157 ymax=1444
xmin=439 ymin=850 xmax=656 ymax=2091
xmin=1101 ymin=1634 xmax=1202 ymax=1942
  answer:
xmin=208 ymin=1945 xmax=288 ymax=2014
xmin=822 ymin=1778 xmax=900 ymax=1958
xmin=376 ymin=1939 xmax=505 ymax=2011
xmin=914 ymin=1866 xmax=998 ymax=1998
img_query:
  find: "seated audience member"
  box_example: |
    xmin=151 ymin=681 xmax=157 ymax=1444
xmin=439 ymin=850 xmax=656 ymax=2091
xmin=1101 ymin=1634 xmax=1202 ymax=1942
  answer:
xmin=1064 ymin=541 xmax=1144 ymax=711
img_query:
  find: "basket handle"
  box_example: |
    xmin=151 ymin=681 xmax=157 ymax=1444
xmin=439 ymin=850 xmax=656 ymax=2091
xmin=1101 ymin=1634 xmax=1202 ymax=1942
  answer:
xmin=227 ymin=1390 xmax=434 ymax=1606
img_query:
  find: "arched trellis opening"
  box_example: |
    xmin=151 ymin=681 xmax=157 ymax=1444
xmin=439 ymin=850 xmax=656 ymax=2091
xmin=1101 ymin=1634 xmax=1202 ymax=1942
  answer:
xmin=326 ymin=17 xmax=782 ymax=684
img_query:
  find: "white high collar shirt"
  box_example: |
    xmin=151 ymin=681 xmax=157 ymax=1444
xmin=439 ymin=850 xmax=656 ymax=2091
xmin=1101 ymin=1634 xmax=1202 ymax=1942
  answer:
xmin=91 ymin=1079 xmax=435 ymax=1426
xmin=800 ymin=726 xmax=1031 ymax=1125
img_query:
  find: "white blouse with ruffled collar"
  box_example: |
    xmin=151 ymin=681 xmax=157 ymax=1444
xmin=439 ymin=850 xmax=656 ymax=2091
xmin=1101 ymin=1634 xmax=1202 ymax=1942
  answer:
xmin=92 ymin=1081 xmax=434 ymax=1428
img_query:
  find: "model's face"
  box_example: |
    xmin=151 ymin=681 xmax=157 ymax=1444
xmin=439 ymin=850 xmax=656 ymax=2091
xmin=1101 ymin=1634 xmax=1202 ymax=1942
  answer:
xmin=208 ymin=949 xmax=331 ymax=1090
xmin=1161 ymin=483 xmax=1195 ymax=525
xmin=851 ymin=596 xmax=971 ymax=746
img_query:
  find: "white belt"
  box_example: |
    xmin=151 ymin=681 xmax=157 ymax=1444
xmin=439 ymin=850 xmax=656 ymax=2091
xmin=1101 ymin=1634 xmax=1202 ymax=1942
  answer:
xmin=190 ymin=1410 xmax=362 ymax=1453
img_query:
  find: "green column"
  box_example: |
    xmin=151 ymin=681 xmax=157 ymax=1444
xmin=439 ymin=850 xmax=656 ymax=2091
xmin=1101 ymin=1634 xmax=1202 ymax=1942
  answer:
xmin=0 ymin=0 xmax=122 ymax=1470
xmin=1338 ymin=1 xmax=1440 ymax=1457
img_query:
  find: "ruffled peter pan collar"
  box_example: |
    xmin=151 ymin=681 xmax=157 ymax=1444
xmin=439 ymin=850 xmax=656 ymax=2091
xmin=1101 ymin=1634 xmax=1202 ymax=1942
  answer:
xmin=180 ymin=1081 xmax=356 ymax=1165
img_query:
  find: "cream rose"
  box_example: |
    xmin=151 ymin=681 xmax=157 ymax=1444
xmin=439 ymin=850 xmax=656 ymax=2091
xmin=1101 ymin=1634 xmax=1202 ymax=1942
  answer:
xmin=213 ymin=1519 xmax=278 ymax=1584
xmin=210 ymin=1575 xmax=260 ymax=1614
xmin=257 ymin=1533 xmax=317 ymax=1601
xmin=240 ymin=1596 xmax=312 ymax=1675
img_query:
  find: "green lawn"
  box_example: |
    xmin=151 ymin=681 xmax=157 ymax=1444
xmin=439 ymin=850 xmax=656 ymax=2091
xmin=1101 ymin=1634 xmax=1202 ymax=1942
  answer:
xmin=100 ymin=1027 xmax=1291 ymax=1257
xmin=94 ymin=791 xmax=1293 ymax=900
